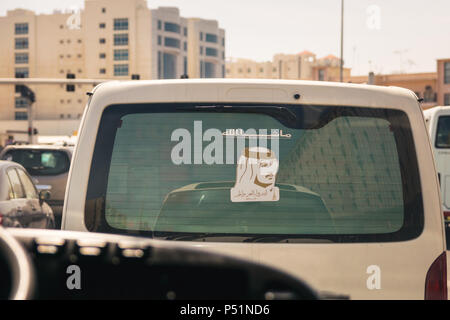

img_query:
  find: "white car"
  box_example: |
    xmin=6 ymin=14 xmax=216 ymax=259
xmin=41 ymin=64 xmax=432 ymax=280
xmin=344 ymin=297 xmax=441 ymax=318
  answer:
xmin=423 ymin=106 xmax=450 ymax=246
xmin=62 ymin=79 xmax=448 ymax=299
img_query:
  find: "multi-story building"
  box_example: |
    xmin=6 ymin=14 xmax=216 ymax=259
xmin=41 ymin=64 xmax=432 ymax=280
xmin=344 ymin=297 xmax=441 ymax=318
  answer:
xmin=0 ymin=0 xmax=226 ymax=131
xmin=226 ymin=51 xmax=351 ymax=81
xmin=437 ymin=58 xmax=450 ymax=106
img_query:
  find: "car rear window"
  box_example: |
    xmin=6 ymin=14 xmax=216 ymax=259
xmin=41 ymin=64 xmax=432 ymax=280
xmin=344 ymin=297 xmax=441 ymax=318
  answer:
xmin=85 ymin=104 xmax=423 ymax=243
xmin=2 ymin=149 xmax=70 ymax=176
xmin=436 ymin=116 xmax=450 ymax=148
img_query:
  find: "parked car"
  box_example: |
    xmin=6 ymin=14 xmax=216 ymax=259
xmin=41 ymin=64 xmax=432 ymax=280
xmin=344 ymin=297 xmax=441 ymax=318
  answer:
xmin=0 ymin=160 xmax=54 ymax=229
xmin=423 ymin=106 xmax=450 ymax=248
xmin=62 ymin=79 xmax=448 ymax=299
xmin=0 ymin=145 xmax=73 ymax=229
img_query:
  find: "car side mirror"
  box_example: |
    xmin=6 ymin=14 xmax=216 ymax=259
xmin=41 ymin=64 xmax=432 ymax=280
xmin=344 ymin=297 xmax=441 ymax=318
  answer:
xmin=39 ymin=190 xmax=51 ymax=204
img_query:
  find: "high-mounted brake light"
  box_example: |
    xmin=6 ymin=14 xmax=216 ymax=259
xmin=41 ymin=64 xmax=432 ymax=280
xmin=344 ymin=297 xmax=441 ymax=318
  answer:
xmin=425 ymin=252 xmax=447 ymax=300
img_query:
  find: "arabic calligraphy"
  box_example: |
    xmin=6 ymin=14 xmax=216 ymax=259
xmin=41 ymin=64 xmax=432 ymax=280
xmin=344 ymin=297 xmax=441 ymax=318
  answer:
xmin=222 ymin=129 xmax=292 ymax=139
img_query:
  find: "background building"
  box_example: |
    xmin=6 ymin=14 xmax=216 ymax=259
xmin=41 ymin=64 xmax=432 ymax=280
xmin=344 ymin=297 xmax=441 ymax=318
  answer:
xmin=437 ymin=58 xmax=450 ymax=106
xmin=226 ymin=51 xmax=351 ymax=81
xmin=0 ymin=0 xmax=226 ymax=136
xmin=350 ymin=72 xmax=438 ymax=109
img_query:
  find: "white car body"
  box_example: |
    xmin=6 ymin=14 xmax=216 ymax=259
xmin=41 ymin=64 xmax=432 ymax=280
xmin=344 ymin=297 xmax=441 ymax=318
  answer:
xmin=62 ymin=79 xmax=447 ymax=299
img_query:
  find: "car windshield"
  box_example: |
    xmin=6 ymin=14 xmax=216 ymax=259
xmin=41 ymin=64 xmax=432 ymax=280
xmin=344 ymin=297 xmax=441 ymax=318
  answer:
xmin=2 ymin=149 xmax=70 ymax=176
xmin=436 ymin=116 xmax=450 ymax=148
xmin=85 ymin=104 xmax=422 ymax=243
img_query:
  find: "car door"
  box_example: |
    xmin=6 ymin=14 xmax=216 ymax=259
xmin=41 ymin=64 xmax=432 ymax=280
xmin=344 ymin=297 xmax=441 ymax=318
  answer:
xmin=6 ymin=168 xmax=30 ymax=227
xmin=16 ymin=168 xmax=49 ymax=229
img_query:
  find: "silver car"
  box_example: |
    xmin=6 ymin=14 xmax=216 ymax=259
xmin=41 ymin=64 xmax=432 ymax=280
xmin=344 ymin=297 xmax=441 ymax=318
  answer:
xmin=0 ymin=145 xmax=72 ymax=229
xmin=0 ymin=160 xmax=54 ymax=229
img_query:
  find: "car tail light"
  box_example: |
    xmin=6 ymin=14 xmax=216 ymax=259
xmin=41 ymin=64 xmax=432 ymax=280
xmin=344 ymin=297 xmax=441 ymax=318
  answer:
xmin=444 ymin=211 xmax=450 ymax=221
xmin=0 ymin=213 xmax=3 ymax=225
xmin=425 ymin=252 xmax=447 ymax=300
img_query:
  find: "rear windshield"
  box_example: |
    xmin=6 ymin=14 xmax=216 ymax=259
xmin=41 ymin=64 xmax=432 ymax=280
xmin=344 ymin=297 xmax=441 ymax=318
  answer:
xmin=85 ymin=104 xmax=423 ymax=243
xmin=436 ymin=116 xmax=450 ymax=148
xmin=2 ymin=149 xmax=70 ymax=176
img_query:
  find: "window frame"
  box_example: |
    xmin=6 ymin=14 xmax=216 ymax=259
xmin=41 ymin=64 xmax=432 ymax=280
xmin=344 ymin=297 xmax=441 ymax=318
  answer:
xmin=84 ymin=103 xmax=424 ymax=243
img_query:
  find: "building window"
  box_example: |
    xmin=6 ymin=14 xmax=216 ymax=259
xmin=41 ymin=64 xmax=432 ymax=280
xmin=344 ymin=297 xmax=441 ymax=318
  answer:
xmin=15 ymin=97 xmax=28 ymax=108
xmin=423 ymin=86 xmax=436 ymax=103
xmin=114 ymin=18 xmax=128 ymax=31
xmin=205 ymin=33 xmax=217 ymax=43
xmin=15 ymin=38 xmax=28 ymax=49
xmin=114 ymin=49 xmax=128 ymax=61
xmin=157 ymin=20 xmax=162 ymax=30
xmin=164 ymin=37 xmax=180 ymax=49
xmin=222 ymin=37 xmax=225 ymax=46
xmin=77 ymin=39 xmax=82 ymax=43
xmin=200 ymin=32 xmax=203 ymax=41
xmin=183 ymin=56 xmax=187 ymax=76
xmin=205 ymin=47 xmax=218 ymax=57
xmin=157 ymin=35 xmax=162 ymax=45
xmin=77 ymin=54 xmax=82 ymax=58
xmin=183 ymin=41 xmax=187 ymax=51
xmin=318 ymin=69 xmax=325 ymax=81
xmin=114 ymin=33 xmax=128 ymax=46
xmin=200 ymin=46 xmax=203 ymax=55
xmin=100 ymin=68 xmax=106 ymax=74
xmin=99 ymin=38 xmax=106 ymax=44
xmin=99 ymin=23 xmax=106 ymax=29
xmin=445 ymin=62 xmax=450 ymax=84
xmin=445 ymin=94 xmax=450 ymax=106
xmin=99 ymin=53 xmax=106 ymax=59
xmin=15 ymin=23 xmax=28 ymax=35
xmin=183 ymin=27 xmax=187 ymax=36
xmin=102 ymin=8 xmax=106 ymax=13
xmin=15 ymin=112 xmax=28 ymax=120
xmin=114 ymin=64 xmax=129 ymax=76
xmin=204 ymin=62 xmax=216 ymax=78
xmin=15 ymin=67 xmax=29 ymax=78
xmin=164 ymin=22 xmax=180 ymax=33
xmin=15 ymin=53 xmax=28 ymax=64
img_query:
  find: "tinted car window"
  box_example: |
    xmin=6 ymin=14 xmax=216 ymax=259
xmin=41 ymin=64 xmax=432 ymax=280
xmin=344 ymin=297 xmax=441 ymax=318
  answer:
xmin=85 ymin=104 xmax=422 ymax=243
xmin=17 ymin=169 xmax=38 ymax=199
xmin=7 ymin=169 xmax=24 ymax=199
xmin=436 ymin=116 xmax=450 ymax=148
xmin=2 ymin=150 xmax=70 ymax=176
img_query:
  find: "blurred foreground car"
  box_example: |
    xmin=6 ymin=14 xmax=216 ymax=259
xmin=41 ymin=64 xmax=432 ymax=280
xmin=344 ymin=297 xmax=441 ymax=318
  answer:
xmin=0 ymin=161 xmax=54 ymax=229
xmin=62 ymin=79 xmax=448 ymax=299
xmin=0 ymin=145 xmax=72 ymax=229
xmin=0 ymin=227 xmax=320 ymax=300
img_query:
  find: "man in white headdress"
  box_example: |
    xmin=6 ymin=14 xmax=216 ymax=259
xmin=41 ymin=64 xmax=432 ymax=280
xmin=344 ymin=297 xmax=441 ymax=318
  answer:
xmin=231 ymin=147 xmax=280 ymax=202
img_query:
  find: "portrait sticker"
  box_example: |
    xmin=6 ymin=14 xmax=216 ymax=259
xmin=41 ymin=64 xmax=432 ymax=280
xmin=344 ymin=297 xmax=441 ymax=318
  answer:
xmin=231 ymin=147 xmax=280 ymax=202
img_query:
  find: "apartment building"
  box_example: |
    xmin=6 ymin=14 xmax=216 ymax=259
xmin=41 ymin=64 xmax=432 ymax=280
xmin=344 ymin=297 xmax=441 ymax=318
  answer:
xmin=0 ymin=0 xmax=226 ymax=126
xmin=437 ymin=58 xmax=450 ymax=106
xmin=226 ymin=51 xmax=351 ymax=81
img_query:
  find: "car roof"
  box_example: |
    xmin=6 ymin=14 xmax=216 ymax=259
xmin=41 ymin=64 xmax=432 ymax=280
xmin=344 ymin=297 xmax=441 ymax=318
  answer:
xmin=1 ymin=144 xmax=73 ymax=152
xmin=0 ymin=160 xmax=24 ymax=171
xmin=88 ymin=79 xmax=419 ymax=111
xmin=423 ymin=106 xmax=450 ymax=118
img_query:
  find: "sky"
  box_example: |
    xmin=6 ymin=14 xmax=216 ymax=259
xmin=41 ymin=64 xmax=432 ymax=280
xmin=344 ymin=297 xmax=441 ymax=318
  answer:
xmin=1 ymin=0 xmax=449 ymax=76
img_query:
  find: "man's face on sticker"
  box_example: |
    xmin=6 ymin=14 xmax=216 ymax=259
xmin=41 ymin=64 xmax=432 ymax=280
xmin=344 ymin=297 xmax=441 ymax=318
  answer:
xmin=257 ymin=158 xmax=279 ymax=184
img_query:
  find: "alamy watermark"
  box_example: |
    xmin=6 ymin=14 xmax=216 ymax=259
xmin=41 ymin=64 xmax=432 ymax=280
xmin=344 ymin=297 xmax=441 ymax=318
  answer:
xmin=366 ymin=4 xmax=381 ymax=30
xmin=170 ymin=121 xmax=290 ymax=165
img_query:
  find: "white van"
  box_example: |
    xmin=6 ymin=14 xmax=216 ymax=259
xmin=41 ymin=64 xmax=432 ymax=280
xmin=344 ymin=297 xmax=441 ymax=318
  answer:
xmin=423 ymin=106 xmax=450 ymax=243
xmin=62 ymin=79 xmax=448 ymax=299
